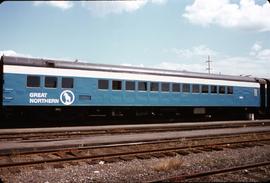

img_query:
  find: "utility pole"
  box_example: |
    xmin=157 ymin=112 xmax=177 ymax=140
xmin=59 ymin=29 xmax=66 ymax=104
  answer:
xmin=206 ymin=55 xmax=212 ymax=74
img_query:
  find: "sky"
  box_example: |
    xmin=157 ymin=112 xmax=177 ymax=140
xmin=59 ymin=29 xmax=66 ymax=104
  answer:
xmin=0 ymin=0 xmax=270 ymax=78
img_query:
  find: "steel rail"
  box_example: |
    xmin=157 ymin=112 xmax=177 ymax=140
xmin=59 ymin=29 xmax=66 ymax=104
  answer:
xmin=0 ymin=135 xmax=269 ymax=169
xmin=1 ymin=131 xmax=269 ymax=156
xmin=150 ymin=161 xmax=270 ymax=182
xmin=0 ymin=121 xmax=268 ymax=141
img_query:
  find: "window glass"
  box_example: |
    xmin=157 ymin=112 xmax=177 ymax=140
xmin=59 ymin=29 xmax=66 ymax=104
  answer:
xmin=62 ymin=78 xmax=73 ymax=88
xmin=227 ymin=86 xmax=233 ymax=94
xmin=150 ymin=82 xmax=159 ymax=91
xmin=202 ymin=85 xmax=209 ymax=93
xmin=182 ymin=84 xmax=190 ymax=92
xmin=161 ymin=83 xmax=170 ymax=92
xmin=219 ymin=86 xmax=226 ymax=94
xmin=172 ymin=83 xmax=180 ymax=92
xmin=192 ymin=84 xmax=200 ymax=93
xmin=98 ymin=80 xmax=109 ymax=89
xmin=27 ymin=75 xmax=40 ymax=87
xmin=126 ymin=81 xmax=135 ymax=91
xmin=45 ymin=76 xmax=57 ymax=88
xmin=211 ymin=85 xmax=217 ymax=93
xmin=112 ymin=80 xmax=122 ymax=90
xmin=138 ymin=81 xmax=147 ymax=91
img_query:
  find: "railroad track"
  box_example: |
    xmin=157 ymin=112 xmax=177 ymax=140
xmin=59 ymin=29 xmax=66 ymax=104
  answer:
xmin=0 ymin=120 xmax=269 ymax=142
xmin=0 ymin=132 xmax=269 ymax=170
xmin=150 ymin=161 xmax=270 ymax=182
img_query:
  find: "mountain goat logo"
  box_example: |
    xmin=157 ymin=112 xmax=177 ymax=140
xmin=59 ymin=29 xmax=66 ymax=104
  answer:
xmin=60 ymin=90 xmax=75 ymax=105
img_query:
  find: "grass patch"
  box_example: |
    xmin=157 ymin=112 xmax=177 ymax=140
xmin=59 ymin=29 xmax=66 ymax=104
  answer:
xmin=152 ymin=156 xmax=183 ymax=172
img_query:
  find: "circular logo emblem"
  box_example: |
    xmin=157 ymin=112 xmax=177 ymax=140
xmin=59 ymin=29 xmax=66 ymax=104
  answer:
xmin=60 ymin=90 xmax=75 ymax=105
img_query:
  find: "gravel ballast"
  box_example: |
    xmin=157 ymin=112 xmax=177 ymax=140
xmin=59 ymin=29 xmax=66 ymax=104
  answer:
xmin=0 ymin=145 xmax=269 ymax=182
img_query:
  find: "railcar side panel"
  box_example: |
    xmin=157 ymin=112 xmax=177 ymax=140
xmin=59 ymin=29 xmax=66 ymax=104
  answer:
xmin=3 ymin=73 xmax=260 ymax=107
xmin=0 ymin=56 xmax=3 ymax=113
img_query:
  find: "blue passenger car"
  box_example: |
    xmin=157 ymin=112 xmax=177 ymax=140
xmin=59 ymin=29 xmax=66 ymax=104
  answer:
xmin=1 ymin=55 xmax=269 ymax=122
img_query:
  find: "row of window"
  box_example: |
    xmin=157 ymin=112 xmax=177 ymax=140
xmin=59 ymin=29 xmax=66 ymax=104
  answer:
xmin=27 ymin=76 xmax=74 ymax=89
xmin=98 ymin=80 xmax=234 ymax=94
xmin=27 ymin=75 xmax=234 ymax=95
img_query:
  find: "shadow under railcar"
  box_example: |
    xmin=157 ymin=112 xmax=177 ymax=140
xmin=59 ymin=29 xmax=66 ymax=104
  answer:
xmin=1 ymin=106 xmax=266 ymax=128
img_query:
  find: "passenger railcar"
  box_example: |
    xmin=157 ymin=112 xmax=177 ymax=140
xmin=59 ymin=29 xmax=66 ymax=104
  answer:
xmin=1 ymin=55 xmax=269 ymax=123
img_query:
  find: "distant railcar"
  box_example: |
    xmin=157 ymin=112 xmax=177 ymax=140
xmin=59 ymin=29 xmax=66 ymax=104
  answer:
xmin=1 ymin=55 xmax=269 ymax=123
